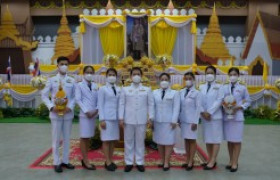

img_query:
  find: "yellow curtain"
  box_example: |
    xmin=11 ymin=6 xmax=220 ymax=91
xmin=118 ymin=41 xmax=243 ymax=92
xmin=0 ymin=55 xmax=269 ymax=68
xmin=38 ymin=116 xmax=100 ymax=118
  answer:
xmin=99 ymin=22 xmax=124 ymax=57
xmin=151 ymin=21 xmax=177 ymax=56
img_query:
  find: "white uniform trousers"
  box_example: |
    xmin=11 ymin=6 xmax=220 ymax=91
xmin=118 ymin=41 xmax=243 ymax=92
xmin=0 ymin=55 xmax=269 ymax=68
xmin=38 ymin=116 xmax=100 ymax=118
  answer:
xmin=51 ymin=117 xmax=73 ymax=165
xmin=124 ymin=124 xmax=146 ymax=165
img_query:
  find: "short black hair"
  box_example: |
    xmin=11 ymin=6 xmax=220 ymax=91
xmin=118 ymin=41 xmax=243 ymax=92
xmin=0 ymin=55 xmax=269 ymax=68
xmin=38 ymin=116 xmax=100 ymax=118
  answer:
xmin=159 ymin=73 xmax=170 ymax=80
xmin=184 ymin=72 xmax=195 ymax=80
xmin=57 ymin=56 xmax=70 ymax=64
xmin=106 ymin=68 xmax=118 ymax=76
xmin=205 ymin=65 xmax=217 ymax=74
xmin=83 ymin=65 xmax=95 ymax=73
xmin=228 ymin=67 xmax=240 ymax=75
xmin=130 ymin=67 xmax=143 ymax=76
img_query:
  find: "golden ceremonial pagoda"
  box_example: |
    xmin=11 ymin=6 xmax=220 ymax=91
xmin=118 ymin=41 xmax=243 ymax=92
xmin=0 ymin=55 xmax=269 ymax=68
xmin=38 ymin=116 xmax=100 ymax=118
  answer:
xmin=0 ymin=5 xmax=38 ymax=50
xmin=200 ymin=3 xmax=232 ymax=65
xmin=51 ymin=0 xmax=75 ymax=64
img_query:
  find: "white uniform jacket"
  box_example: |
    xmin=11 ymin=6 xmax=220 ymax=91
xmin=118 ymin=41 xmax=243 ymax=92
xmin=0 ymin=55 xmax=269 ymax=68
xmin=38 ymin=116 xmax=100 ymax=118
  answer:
xmin=199 ymin=81 xmax=224 ymax=120
xmin=179 ymin=86 xmax=202 ymax=124
xmin=119 ymin=84 xmax=154 ymax=125
xmin=98 ymin=83 xmax=121 ymax=121
xmin=153 ymin=88 xmax=180 ymax=123
xmin=41 ymin=74 xmax=75 ymax=119
xmin=75 ymin=79 xmax=98 ymax=118
xmin=222 ymin=82 xmax=251 ymax=121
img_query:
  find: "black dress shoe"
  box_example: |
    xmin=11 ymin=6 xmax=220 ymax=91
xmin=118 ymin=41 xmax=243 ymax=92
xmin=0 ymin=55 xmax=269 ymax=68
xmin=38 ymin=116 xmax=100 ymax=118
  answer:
xmin=185 ymin=164 xmax=193 ymax=171
xmin=124 ymin=165 xmax=133 ymax=172
xmin=203 ymin=162 xmax=216 ymax=170
xmin=158 ymin=164 xmax=164 ymax=168
xmin=61 ymin=163 xmax=75 ymax=169
xmin=225 ymin=165 xmax=231 ymax=170
xmin=54 ymin=165 xmax=63 ymax=173
xmin=230 ymin=165 xmax=238 ymax=172
xmin=136 ymin=165 xmax=145 ymax=172
xmin=112 ymin=162 xmax=117 ymax=169
xmin=201 ymin=163 xmax=207 ymax=167
xmin=181 ymin=163 xmax=187 ymax=168
xmin=81 ymin=160 xmax=96 ymax=170
xmin=163 ymin=166 xmax=170 ymax=171
xmin=105 ymin=162 xmax=115 ymax=171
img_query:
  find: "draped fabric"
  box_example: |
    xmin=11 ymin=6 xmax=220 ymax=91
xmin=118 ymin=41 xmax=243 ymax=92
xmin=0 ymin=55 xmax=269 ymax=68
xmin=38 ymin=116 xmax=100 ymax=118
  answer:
xmin=150 ymin=22 xmax=177 ymax=56
xmin=148 ymin=15 xmax=197 ymax=64
xmin=80 ymin=15 xmax=125 ymax=64
xmin=172 ymin=23 xmax=194 ymax=65
xmin=99 ymin=23 xmax=124 ymax=57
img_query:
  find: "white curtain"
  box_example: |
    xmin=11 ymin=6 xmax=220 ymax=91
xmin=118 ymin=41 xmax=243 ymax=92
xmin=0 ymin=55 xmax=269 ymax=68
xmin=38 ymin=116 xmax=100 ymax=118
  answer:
xmin=172 ymin=23 xmax=194 ymax=65
xmin=81 ymin=24 xmax=104 ymax=64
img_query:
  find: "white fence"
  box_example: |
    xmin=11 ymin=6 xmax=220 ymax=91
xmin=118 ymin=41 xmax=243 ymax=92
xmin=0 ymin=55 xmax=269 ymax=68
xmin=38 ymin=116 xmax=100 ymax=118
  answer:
xmin=0 ymin=74 xmax=279 ymax=109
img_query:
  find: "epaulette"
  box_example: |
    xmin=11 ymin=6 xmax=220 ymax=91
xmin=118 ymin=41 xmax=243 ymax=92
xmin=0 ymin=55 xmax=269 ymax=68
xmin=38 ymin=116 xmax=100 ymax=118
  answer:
xmin=224 ymin=80 xmax=230 ymax=84
xmin=171 ymin=84 xmax=183 ymax=90
xmin=200 ymin=81 xmax=206 ymax=84
xmin=239 ymin=80 xmax=246 ymax=86
xmin=68 ymin=74 xmax=75 ymax=79
xmin=215 ymin=80 xmax=222 ymax=84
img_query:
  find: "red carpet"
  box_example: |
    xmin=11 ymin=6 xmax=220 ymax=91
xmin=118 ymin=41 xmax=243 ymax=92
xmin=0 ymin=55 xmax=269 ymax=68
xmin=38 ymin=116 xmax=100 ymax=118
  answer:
xmin=29 ymin=139 xmax=208 ymax=169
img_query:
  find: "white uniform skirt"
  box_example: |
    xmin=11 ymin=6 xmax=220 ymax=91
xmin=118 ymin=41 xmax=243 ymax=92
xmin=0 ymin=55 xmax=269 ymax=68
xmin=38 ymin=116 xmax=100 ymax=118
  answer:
xmin=153 ymin=122 xmax=176 ymax=145
xmin=224 ymin=121 xmax=244 ymax=143
xmin=79 ymin=116 xmax=96 ymax=138
xmin=180 ymin=122 xmax=197 ymax=140
xmin=101 ymin=120 xmax=120 ymax=141
xmin=202 ymin=119 xmax=223 ymax=143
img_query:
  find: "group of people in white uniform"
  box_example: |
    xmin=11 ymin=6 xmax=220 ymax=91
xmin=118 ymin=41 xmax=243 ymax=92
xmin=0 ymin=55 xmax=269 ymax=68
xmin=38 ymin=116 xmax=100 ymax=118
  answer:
xmin=42 ymin=56 xmax=251 ymax=173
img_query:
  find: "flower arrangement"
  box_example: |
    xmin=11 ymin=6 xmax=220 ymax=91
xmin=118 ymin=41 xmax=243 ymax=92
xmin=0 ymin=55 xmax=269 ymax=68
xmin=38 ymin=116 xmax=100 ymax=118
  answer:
xmin=275 ymin=78 xmax=280 ymax=90
xmin=155 ymin=55 xmax=172 ymax=70
xmin=222 ymin=95 xmax=237 ymax=119
xmin=3 ymin=83 xmax=12 ymax=107
xmin=54 ymin=83 xmax=68 ymax=116
xmin=119 ymin=56 xmax=133 ymax=69
xmin=140 ymin=56 xmax=155 ymax=70
xmin=30 ymin=76 xmax=47 ymax=90
xmin=103 ymin=54 xmax=119 ymax=68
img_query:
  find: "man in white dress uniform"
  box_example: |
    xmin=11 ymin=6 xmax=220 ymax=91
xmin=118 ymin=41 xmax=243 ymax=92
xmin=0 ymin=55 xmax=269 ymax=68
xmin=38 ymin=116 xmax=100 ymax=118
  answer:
xmin=119 ymin=67 xmax=154 ymax=172
xmin=41 ymin=56 xmax=75 ymax=173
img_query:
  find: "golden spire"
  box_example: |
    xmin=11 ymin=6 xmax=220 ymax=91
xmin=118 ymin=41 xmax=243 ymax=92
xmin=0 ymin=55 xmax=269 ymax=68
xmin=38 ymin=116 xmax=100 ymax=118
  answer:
xmin=106 ymin=0 xmax=114 ymax=10
xmin=51 ymin=0 xmax=75 ymax=64
xmin=0 ymin=5 xmax=20 ymax=35
xmin=167 ymin=0 xmax=174 ymax=11
xmin=200 ymin=3 xmax=231 ymax=63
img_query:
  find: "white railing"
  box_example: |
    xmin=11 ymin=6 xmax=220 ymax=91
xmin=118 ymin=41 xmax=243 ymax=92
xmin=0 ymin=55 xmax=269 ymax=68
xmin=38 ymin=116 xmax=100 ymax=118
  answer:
xmin=1 ymin=74 xmax=279 ymax=87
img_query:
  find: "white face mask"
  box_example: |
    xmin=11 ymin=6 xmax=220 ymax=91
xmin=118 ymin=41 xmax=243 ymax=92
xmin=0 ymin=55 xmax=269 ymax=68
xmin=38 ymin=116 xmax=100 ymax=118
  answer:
xmin=229 ymin=75 xmax=238 ymax=83
xmin=132 ymin=75 xmax=141 ymax=84
xmin=84 ymin=74 xmax=93 ymax=82
xmin=59 ymin=65 xmax=68 ymax=73
xmin=205 ymin=74 xmax=215 ymax=82
xmin=160 ymin=81 xmax=169 ymax=89
xmin=185 ymin=80 xmax=193 ymax=87
xmin=107 ymin=76 xmax=117 ymax=84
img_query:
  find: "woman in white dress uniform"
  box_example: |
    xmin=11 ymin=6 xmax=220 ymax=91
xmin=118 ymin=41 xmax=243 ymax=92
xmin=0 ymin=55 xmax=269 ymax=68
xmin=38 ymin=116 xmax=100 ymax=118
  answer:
xmin=223 ymin=67 xmax=250 ymax=172
xmin=179 ymin=72 xmax=202 ymax=171
xmin=199 ymin=66 xmax=224 ymax=170
xmin=75 ymin=66 xmax=98 ymax=170
xmin=98 ymin=68 xmax=120 ymax=171
xmin=152 ymin=73 xmax=180 ymax=171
